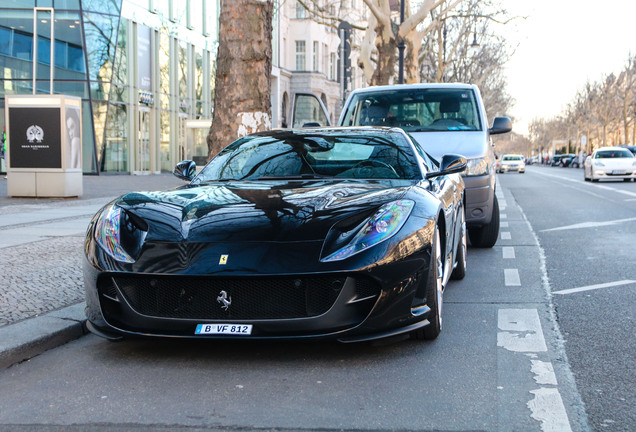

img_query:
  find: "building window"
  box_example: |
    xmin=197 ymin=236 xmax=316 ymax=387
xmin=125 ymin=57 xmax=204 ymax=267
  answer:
xmin=295 ymin=40 xmax=306 ymax=71
xmin=329 ymin=52 xmax=335 ymax=80
xmin=322 ymin=43 xmax=328 ymax=74
xmin=295 ymin=1 xmax=306 ymax=19
xmin=312 ymin=41 xmax=319 ymax=72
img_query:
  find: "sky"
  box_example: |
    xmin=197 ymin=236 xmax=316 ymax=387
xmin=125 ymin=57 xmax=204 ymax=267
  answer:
xmin=500 ymin=0 xmax=636 ymax=135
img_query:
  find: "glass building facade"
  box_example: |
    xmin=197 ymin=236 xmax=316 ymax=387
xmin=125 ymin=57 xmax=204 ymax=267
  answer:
xmin=0 ymin=0 xmax=219 ymax=174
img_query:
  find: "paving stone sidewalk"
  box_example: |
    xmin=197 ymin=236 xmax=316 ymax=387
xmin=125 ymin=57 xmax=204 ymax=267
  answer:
xmin=0 ymin=236 xmax=84 ymax=327
xmin=0 ymin=173 xmax=184 ymax=328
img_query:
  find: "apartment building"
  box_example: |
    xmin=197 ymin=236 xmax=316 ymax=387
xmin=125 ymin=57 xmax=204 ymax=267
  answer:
xmin=271 ymin=0 xmax=367 ymax=128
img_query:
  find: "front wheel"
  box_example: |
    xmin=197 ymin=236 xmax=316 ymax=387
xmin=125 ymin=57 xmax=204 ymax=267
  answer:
xmin=411 ymin=227 xmax=443 ymax=340
xmin=468 ymin=195 xmax=500 ymax=248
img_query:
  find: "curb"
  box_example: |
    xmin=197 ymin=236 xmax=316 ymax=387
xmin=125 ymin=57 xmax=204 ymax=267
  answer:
xmin=0 ymin=303 xmax=88 ymax=369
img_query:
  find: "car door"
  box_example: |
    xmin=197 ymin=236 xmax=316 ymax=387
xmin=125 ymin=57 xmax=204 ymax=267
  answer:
xmin=290 ymin=93 xmax=331 ymax=128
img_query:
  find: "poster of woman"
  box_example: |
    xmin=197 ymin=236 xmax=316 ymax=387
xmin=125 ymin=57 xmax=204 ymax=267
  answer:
xmin=65 ymin=106 xmax=81 ymax=170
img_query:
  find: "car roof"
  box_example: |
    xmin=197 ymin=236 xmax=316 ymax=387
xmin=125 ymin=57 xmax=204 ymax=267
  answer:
xmin=257 ymin=126 xmax=415 ymax=146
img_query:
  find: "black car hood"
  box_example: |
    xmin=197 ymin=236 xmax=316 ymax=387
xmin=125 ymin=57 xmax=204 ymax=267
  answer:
xmin=115 ymin=179 xmax=413 ymax=243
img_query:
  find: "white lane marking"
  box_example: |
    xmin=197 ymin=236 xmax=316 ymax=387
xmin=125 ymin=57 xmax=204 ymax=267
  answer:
xmin=528 ymin=388 xmax=573 ymax=432
xmin=541 ymin=217 xmax=636 ymax=232
xmin=504 ymin=269 xmax=521 ymax=286
xmin=510 ymin=196 xmax=577 ymax=431
xmin=501 ymin=213 xmax=508 ymax=219
xmin=497 ymin=309 xmax=547 ymax=352
xmin=593 ymin=183 xmax=636 ymax=198
xmin=503 ymin=246 xmax=515 ymax=259
xmin=553 ymin=279 xmax=636 ymax=295
xmin=501 ymin=231 xmax=511 ymax=240
xmin=531 ymin=360 xmax=558 ymax=386
xmin=537 ymin=170 xmax=636 ymax=198
xmin=501 ymin=221 xmax=509 ymax=228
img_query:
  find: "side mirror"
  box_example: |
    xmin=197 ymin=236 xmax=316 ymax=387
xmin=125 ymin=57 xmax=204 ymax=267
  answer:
xmin=489 ymin=116 xmax=512 ymax=135
xmin=173 ymin=160 xmax=197 ymax=181
xmin=426 ymin=154 xmax=467 ymax=179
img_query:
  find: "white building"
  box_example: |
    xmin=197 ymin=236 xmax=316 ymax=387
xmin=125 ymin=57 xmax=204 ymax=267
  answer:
xmin=270 ymin=0 xmax=368 ymax=128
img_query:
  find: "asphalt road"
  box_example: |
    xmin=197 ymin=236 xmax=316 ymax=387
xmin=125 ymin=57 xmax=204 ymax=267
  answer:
xmin=498 ymin=165 xmax=636 ymax=432
xmin=3 ymin=165 xmax=633 ymax=431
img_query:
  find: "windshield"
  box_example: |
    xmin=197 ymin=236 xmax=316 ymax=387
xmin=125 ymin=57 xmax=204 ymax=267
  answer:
xmin=595 ymin=149 xmax=633 ymax=159
xmin=193 ymin=130 xmax=422 ymax=182
xmin=502 ymin=155 xmax=523 ymax=161
xmin=341 ymin=88 xmax=482 ymax=132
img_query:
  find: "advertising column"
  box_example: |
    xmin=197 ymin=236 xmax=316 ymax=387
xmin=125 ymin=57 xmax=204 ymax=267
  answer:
xmin=5 ymin=95 xmax=82 ymax=197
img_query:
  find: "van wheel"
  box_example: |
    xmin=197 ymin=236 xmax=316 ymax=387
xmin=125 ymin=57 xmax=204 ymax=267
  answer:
xmin=468 ymin=196 xmax=500 ymax=248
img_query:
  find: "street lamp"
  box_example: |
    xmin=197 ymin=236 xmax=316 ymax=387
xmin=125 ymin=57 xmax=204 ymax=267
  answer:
xmin=470 ymin=32 xmax=479 ymax=49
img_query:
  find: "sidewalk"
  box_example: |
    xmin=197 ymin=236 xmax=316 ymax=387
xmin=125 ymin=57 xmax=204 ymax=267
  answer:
xmin=0 ymin=173 xmax=184 ymax=368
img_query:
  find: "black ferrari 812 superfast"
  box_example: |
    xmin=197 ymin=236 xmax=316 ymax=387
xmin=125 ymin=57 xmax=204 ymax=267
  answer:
xmin=84 ymin=127 xmax=467 ymax=343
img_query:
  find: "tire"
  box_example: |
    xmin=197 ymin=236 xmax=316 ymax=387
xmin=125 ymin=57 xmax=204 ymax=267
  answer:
xmin=584 ymin=169 xmax=590 ymax=181
xmin=411 ymin=227 xmax=443 ymax=340
xmin=468 ymin=195 xmax=500 ymax=248
xmin=450 ymin=208 xmax=466 ymax=280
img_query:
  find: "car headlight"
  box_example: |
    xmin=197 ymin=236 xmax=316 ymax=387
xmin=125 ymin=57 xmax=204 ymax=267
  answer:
xmin=593 ymin=161 xmax=605 ymax=167
xmin=465 ymin=157 xmax=489 ymax=176
xmin=321 ymin=200 xmax=414 ymax=262
xmin=94 ymin=204 xmax=135 ymax=263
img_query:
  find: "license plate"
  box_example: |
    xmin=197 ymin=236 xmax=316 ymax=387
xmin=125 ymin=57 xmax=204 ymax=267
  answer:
xmin=195 ymin=324 xmax=252 ymax=335
xmin=612 ymin=170 xmax=626 ymax=175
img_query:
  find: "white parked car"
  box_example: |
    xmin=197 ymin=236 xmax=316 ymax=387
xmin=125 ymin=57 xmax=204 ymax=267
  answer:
xmin=497 ymin=154 xmax=525 ymax=173
xmin=584 ymin=147 xmax=636 ymax=182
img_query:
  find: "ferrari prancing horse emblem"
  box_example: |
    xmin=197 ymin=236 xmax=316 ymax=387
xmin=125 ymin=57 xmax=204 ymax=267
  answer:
xmin=217 ymin=290 xmax=231 ymax=310
xmin=219 ymin=254 xmax=228 ymax=265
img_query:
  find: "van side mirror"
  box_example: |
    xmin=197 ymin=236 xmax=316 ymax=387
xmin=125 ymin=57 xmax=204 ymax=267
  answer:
xmin=489 ymin=117 xmax=512 ymax=135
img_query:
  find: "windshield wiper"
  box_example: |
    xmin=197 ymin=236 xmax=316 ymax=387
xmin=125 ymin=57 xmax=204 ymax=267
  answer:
xmin=258 ymin=174 xmax=335 ymax=180
xmin=408 ymin=127 xmax=439 ymax=132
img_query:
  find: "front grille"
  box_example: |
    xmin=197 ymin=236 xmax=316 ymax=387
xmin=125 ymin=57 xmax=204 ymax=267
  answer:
xmin=104 ymin=275 xmax=373 ymax=320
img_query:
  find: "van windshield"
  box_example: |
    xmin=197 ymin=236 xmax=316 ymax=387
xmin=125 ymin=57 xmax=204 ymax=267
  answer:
xmin=341 ymin=88 xmax=482 ymax=132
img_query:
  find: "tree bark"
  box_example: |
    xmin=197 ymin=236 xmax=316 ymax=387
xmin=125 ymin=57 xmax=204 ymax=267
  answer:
xmin=206 ymin=0 xmax=273 ymax=160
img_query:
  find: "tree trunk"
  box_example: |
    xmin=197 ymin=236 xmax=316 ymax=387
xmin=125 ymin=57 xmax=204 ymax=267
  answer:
xmin=370 ymin=16 xmax=397 ymax=85
xmin=622 ymin=100 xmax=629 ymax=145
xmin=206 ymin=0 xmax=273 ymax=160
xmin=404 ymin=31 xmax=420 ymax=84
